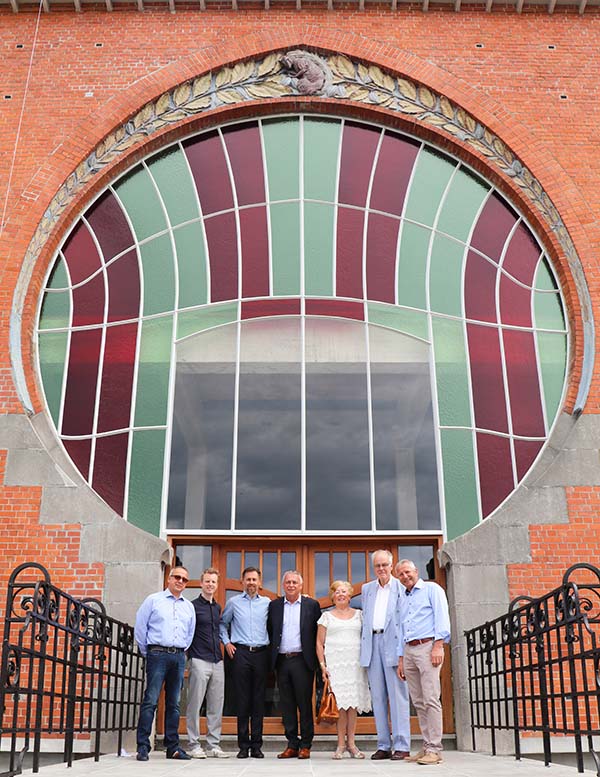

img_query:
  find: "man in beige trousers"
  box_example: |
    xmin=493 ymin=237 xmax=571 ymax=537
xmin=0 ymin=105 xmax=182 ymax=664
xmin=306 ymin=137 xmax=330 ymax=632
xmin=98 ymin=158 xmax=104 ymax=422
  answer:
xmin=396 ymin=560 xmax=450 ymax=766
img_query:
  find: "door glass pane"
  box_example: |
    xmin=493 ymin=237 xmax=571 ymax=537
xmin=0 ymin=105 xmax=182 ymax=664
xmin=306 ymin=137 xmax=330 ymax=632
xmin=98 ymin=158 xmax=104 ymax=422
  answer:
xmin=351 ymin=552 xmax=366 ymax=584
xmin=306 ymin=318 xmax=371 ymax=530
xmin=236 ymin=318 xmax=301 ymax=530
xmin=226 ymin=551 xmax=241 ymax=580
xmin=167 ymin=326 xmax=236 ymax=529
xmin=370 ymin=327 xmax=441 ymax=531
xmin=244 ymin=552 xmax=260 ymax=570
xmin=281 ymin=553 xmax=296 ymax=579
xmin=398 ymin=545 xmax=436 ymax=580
xmin=262 ymin=552 xmax=278 ymax=593
xmin=332 ymin=552 xmax=348 ymax=582
xmin=314 ymin=552 xmax=330 ymax=598
xmin=174 ymin=545 xmax=212 ymax=576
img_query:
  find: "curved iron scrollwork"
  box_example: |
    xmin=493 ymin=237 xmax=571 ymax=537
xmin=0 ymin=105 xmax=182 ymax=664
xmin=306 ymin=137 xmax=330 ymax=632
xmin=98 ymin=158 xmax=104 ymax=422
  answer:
xmin=466 ymin=562 xmax=600 ymax=775
xmin=0 ymin=561 xmax=145 ymax=772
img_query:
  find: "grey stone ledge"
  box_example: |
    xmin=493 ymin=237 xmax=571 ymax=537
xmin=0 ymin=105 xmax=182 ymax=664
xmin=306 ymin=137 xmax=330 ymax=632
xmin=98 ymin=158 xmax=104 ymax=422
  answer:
xmin=4 ymin=448 xmax=71 ymax=487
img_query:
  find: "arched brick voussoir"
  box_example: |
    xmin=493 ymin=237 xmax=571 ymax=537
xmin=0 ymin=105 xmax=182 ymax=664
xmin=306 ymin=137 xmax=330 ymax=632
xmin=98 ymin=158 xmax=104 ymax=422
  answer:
xmin=14 ymin=30 xmax=593 ymax=418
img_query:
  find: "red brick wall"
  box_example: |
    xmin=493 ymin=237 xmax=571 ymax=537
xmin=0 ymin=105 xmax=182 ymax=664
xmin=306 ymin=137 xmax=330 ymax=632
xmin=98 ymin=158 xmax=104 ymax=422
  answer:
xmin=1 ymin=7 xmax=600 ymax=597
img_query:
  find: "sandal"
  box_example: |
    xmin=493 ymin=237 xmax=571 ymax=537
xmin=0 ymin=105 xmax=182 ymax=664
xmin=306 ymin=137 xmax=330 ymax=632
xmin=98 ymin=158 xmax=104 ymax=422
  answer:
xmin=347 ymin=745 xmax=365 ymax=759
xmin=332 ymin=748 xmax=345 ymax=760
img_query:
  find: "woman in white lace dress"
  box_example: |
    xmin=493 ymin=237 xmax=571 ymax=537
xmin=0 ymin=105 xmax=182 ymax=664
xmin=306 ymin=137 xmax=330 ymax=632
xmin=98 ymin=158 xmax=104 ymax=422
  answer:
xmin=316 ymin=581 xmax=372 ymax=759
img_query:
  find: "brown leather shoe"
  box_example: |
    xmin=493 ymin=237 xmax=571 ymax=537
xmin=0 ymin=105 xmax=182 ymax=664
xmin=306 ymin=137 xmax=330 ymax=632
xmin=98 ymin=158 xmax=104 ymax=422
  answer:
xmin=297 ymin=748 xmax=311 ymax=759
xmin=391 ymin=751 xmax=410 ymax=761
xmin=371 ymin=749 xmax=392 ymax=760
xmin=277 ymin=747 xmax=299 ymax=759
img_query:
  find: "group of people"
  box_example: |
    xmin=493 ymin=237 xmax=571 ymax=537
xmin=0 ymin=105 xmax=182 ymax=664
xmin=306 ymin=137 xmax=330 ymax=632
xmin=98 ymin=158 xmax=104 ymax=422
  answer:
xmin=133 ymin=549 xmax=450 ymax=765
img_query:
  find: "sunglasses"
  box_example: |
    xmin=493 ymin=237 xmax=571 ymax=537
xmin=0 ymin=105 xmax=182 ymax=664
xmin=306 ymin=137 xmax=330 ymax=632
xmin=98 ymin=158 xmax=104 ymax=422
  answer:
xmin=170 ymin=574 xmax=189 ymax=583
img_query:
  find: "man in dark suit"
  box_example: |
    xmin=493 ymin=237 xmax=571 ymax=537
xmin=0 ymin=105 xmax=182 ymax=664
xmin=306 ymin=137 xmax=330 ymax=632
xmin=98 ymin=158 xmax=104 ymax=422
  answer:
xmin=267 ymin=570 xmax=321 ymax=760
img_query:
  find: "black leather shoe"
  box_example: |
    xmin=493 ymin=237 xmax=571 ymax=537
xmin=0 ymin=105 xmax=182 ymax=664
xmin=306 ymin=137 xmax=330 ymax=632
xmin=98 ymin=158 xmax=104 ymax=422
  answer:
xmin=136 ymin=747 xmax=149 ymax=762
xmin=371 ymin=749 xmax=392 ymax=760
xmin=251 ymin=748 xmax=264 ymax=758
xmin=166 ymin=748 xmax=192 ymax=760
xmin=237 ymin=748 xmax=250 ymax=759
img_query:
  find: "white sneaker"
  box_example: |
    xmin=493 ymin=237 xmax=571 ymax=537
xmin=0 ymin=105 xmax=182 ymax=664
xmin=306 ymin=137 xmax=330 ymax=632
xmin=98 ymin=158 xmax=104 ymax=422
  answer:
xmin=190 ymin=746 xmax=207 ymax=759
xmin=207 ymin=746 xmax=230 ymax=758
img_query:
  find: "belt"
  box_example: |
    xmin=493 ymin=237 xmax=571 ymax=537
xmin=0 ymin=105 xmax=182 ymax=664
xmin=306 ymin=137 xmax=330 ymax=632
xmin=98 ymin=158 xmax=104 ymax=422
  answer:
xmin=148 ymin=645 xmax=185 ymax=654
xmin=373 ymin=629 xmax=384 ymax=634
xmin=235 ymin=644 xmax=268 ymax=652
xmin=406 ymin=637 xmax=434 ymax=646
xmin=278 ymin=651 xmax=302 ymax=658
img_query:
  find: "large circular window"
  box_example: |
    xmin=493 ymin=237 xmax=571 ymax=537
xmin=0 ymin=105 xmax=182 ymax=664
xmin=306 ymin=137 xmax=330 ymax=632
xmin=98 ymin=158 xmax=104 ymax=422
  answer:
xmin=36 ymin=115 xmax=568 ymax=539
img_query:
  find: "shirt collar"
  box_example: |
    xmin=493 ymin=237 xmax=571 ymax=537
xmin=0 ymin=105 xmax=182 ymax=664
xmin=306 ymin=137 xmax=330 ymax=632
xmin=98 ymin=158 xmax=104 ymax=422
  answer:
xmin=377 ymin=579 xmax=392 ymax=590
xmin=284 ymin=596 xmax=301 ymax=606
xmin=164 ymin=588 xmax=185 ymax=601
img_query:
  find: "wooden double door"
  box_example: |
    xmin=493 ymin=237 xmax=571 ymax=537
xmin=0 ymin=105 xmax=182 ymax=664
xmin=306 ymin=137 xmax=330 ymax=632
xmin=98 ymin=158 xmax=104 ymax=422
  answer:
xmin=169 ymin=536 xmax=453 ymax=736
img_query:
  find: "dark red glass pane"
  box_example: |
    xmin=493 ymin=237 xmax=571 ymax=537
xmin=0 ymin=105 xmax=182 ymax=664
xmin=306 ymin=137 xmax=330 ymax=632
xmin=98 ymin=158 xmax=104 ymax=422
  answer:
xmin=477 ymin=433 xmax=513 ymax=517
xmin=467 ymin=323 xmax=508 ymax=433
xmin=502 ymin=222 xmax=540 ymax=285
xmin=503 ymin=329 xmax=546 ymax=437
xmin=86 ymin=190 xmax=135 ymax=262
xmin=97 ymin=323 xmax=139 ymax=434
xmin=499 ymin=274 xmax=532 ymax=328
xmin=514 ymin=439 xmax=543 ymax=481
xmin=464 ymin=249 xmax=498 ymax=324
xmin=242 ymin=298 xmax=301 ymax=319
xmin=71 ymin=273 xmax=106 ymax=328
xmin=107 ymin=249 xmax=141 ymax=323
xmin=184 ymin=131 xmax=234 ymax=215
xmin=205 ymin=213 xmax=238 ymax=302
xmin=63 ymin=438 xmax=92 ymax=481
xmin=366 ymin=213 xmax=399 ymax=303
xmin=240 ymin=207 xmax=269 ymax=298
xmin=92 ymin=433 xmax=128 ymax=515
xmin=470 ymin=193 xmax=517 ymax=264
xmin=62 ymin=221 xmax=102 ymax=285
xmin=338 ymin=123 xmax=381 ymax=208
xmin=223 ymin=122 xmax=265 ymax=206
xmin=305 ymin=299 xmax=364 ymax=320
xmin=62 ymin=328 xmax=102 ymax=436
xmin=369 ymin=132 xmax=419 ymax=216
xmin=336 ymin=206 xmax=364 ymax=299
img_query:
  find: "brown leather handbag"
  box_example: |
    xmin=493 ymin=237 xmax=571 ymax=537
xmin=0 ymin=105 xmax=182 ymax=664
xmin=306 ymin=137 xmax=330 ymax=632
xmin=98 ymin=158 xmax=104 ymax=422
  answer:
xmin=317 ymin=676 xmax=339 ymax=724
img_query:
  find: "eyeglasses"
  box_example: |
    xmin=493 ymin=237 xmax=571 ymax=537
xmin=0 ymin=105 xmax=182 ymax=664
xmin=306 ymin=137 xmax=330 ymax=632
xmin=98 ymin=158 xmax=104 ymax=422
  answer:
xmin=170 ymin=574 xmax=189 ymax=583
xmin=374 ymin=563 xmax=391 ymax=568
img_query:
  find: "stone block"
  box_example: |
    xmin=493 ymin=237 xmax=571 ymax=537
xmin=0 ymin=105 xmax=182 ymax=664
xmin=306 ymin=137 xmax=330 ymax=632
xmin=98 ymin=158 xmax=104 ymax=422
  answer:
xmin=4 ymin=448 xmax=69 ymax=487
xmin=534 ymin=448 xmax=600 ymax=487
xmin=40 ymin=483 xmax=117 ymax=525
xmin=449 ymin=563 xmax=508 ymax=606
xmin=103 ymin=562 xmax=165 ymax=623
xmin=0 ymin=414 xmax=40 ymax=450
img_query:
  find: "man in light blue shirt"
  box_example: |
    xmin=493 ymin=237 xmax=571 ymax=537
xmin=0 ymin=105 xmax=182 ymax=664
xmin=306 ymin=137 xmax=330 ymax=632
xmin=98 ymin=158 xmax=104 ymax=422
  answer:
xmin=134 ymin=566 xmax=196 ymax=762
xmin=396 ymin=559 xmax=450 ymax=766
xmin=219 ymin=566 xmax=270 ymax=759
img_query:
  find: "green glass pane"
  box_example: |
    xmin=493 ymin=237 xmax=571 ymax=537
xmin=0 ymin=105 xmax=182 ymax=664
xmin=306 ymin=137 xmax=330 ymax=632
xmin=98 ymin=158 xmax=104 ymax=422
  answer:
xmin=134 ymin=315 xmax=173 ymax=427
xmin=146 ymin=146 xmax=201 ymax=227
xmin=271 ymin=202 xmax=301 ymax=296
xmin=429 ymin=235 xmax=465 ymax=317
xmin=437 ymin=169 xmax=490 ymax=243
xmin=38 ymin=331 xmax=68 ymax=426
xmin=397 ymin=222 xmax=430 ymax=310
xmin=440 ymin=428 xmax=479 ymax=540
xmin=432 ymin=316 xmax=471 ymax=427
xmin=176 ymin=302 xmax=238 ymax=341
xmin=39 ymin=290 xmax=71 ymax=330
xmin=173 ymin=223 xmax=208 ymax=310
xmin=534 ymin=256 xmax=559 ymax=291
xmin=303 ymin=118 xmax=341 ymax=202
xmin=114 ymin=165 xmax=168 ymax=241
xmin=534 ymin=292 xmax=565 ymax=331
xmin=127 ymin=429 xmax=165 ymax=536
xmin=139 ymin=234 xmax=176 ymax=316
xmin=403 ymin=148 xmax=455 ymax=228
xmin=47 ymin=257 xmax=69 ymax=289
xmin=263 ymin=118 xmax=300 ymax=201
xmin=304 ymin=202 xmax=334 ymax=296
xmin=368 ymin=302 xmax=428 ymax=341
xmin=537 ymin=331 xmax=567 ymax=423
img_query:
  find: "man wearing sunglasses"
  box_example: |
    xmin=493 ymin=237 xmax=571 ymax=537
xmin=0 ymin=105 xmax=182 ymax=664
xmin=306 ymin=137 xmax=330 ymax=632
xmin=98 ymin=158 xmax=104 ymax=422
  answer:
xmin=134 ymin=566 xmax=196 ymax=762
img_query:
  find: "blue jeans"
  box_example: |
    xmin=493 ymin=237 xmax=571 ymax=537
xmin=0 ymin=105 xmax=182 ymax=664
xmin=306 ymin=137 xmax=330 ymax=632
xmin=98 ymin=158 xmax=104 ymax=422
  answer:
xmin=137 ymin=649 xmax=186 ymax=754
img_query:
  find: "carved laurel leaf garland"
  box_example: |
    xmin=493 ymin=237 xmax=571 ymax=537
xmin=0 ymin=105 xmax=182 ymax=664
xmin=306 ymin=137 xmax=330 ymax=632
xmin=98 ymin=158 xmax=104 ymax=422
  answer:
xmin=27 ymin=49 xmax=577 ymax=275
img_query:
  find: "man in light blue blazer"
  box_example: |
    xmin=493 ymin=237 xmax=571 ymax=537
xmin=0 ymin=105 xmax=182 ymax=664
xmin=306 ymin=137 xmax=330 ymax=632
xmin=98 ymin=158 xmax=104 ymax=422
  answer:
xmin=360 ymin=550 xmax=410 ymax=760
